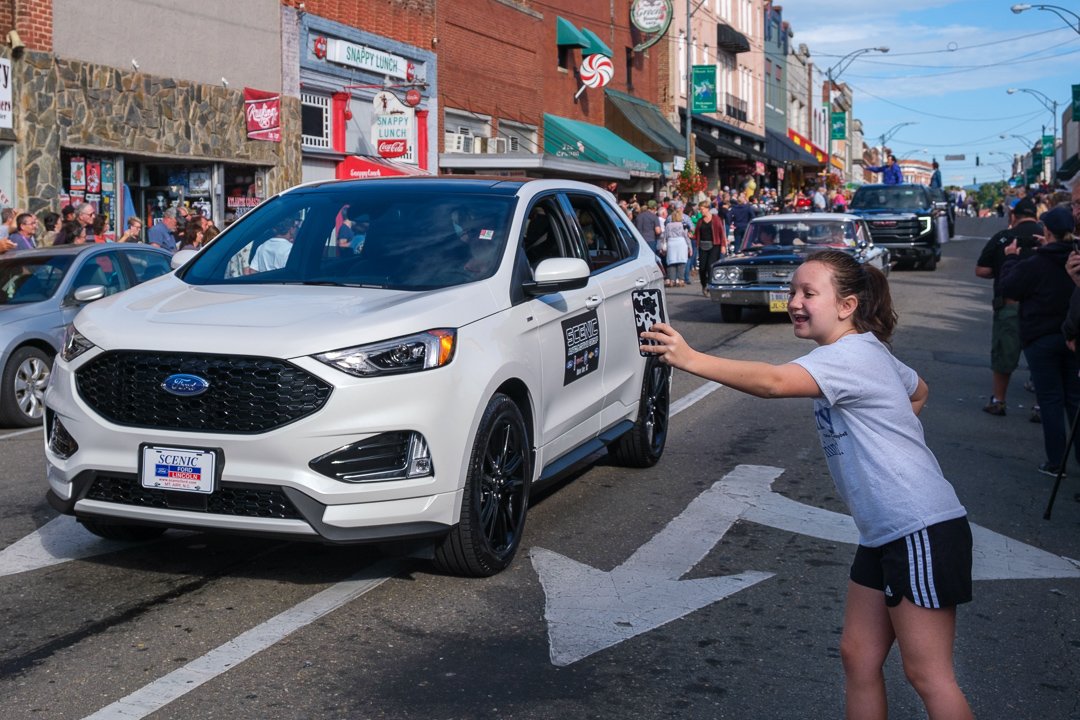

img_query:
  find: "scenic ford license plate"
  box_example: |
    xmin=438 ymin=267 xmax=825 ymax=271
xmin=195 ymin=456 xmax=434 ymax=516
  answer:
xmin=140 ymin=445 xmax=217 ymax=494
xmin=768 ymin=291 xmax=789 ymax=313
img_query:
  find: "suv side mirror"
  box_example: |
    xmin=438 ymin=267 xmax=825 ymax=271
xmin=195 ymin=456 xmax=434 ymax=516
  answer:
xmin=170 ymin=249 xmax=198 ymax=270
xmin=523 ymin=258 xmax=590 ymax=295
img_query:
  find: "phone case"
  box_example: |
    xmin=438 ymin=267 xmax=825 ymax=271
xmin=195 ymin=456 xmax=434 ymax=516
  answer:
xmin=631 ymin=288 xmax=666 ymax=358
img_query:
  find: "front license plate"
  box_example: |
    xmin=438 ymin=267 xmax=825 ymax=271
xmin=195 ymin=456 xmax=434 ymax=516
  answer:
xmin=140 ymin=445 xmax=217 ymax=494
xmin=768 ymin=291 xmax=788 ymax=313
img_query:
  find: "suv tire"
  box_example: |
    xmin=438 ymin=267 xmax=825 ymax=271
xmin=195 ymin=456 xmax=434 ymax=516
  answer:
xmin=610 ymin=359 xmax=670 ymax=468
xmin=434 ymin=394 xmax=531 ymax=577
xmin=1 ymin=346 xmax=52 ymax=427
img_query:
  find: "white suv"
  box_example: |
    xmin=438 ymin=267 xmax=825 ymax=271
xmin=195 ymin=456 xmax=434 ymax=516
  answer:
xmin=44 ymin=178 xmax=670 ymax=576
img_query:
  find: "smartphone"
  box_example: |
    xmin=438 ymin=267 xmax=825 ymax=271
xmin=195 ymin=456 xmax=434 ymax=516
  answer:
xmin=631 ymin=288 xmax=666 ymax=358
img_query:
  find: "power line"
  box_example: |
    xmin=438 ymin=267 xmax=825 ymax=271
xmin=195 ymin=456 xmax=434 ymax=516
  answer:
xmin=839 ymin=38 xmax=1080 ymax=78
xmin=812 ymin=26 xmax=1066 ymax=58
xmin=848 ymin=82 xmax=1051 ymax=122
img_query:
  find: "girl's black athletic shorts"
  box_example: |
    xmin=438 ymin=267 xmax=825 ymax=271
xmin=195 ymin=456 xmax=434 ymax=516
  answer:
xmin=850 ymin=516 xmax=972 ymax=608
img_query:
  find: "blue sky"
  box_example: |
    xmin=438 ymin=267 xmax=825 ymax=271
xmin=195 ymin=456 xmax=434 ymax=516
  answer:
xmin=778 ymin=0 xmax=1080 ymax=185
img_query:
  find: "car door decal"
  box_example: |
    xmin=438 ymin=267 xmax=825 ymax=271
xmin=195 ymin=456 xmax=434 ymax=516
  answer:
xmin=562 ymin=310 xmax=601 ymax=385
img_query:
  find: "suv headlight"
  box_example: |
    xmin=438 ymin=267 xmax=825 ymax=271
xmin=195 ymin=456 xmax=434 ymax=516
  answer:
xmin=315 ymin=329 xmax=456 ymax=377
xmin=61 ymin=326 xmax=96 ymax=362
xmin=919 ymin=216 xmax=932 ymax=235
xmin=712 ymin=266 xmax=743 ymax=284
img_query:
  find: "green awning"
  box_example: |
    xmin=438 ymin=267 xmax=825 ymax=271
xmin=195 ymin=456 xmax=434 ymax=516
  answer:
xmin=544 ymin=113 xmax=661 ymax=176
xmin=1056 ymin=153 xmax=1080 ymax=181
xmin=605 ymin=88 xmax=685 ymax=155
xmin=556 ymin=16 xmax=589 ymax=48
xmin=579 ymin=28 xmax=613 ymax=57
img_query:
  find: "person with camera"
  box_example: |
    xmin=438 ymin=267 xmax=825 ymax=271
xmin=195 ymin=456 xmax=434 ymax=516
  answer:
xmin=999 ymin=206 xmax=1080 ymax=476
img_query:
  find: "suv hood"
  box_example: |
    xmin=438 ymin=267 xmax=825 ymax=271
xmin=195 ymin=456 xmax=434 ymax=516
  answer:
xmin=73 ymin=274 xmax=501 ymax=358
xmin=849 ymin=209 xmax=926 ymax=218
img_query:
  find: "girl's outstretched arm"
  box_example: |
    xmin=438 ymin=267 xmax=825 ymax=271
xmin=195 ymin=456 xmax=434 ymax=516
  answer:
xmin=910 ymin=377 xmax=929 ymax=416
xmin=641 ymin=322 xmax=821 ymax=399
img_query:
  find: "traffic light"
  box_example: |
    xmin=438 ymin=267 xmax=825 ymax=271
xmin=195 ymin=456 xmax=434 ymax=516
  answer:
xmin=976 ymin=155 xmax=980 ymax=166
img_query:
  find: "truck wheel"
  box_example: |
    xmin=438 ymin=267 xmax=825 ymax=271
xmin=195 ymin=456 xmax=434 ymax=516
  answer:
xmin=720 ymin=305 xmax=742 ymax=322
xmin=433 ymin=394 xmax=531 ymax=577
xmin=922 ymin=254 xmax=937 ymax=271
xmin=611 ymin=358 xmax=670 ymax=468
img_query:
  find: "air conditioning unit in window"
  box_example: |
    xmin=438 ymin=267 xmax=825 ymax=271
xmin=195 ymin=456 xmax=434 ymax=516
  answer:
xmin=471 ymin=137 xmax=489 ymax=153
xmin=486 ymin=137 xmax=508 ymax=154
xmin=445 ymin=132 xmax=473 ymax=153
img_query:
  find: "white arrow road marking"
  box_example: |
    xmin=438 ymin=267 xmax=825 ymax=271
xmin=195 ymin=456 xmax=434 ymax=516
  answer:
xmin=534 ymin=464 xmax=1080 ymax=666
xmin=532 ymin=464 xmax=780 ymax=667
xmin=79 ymin=559 xmax=402 ymax=720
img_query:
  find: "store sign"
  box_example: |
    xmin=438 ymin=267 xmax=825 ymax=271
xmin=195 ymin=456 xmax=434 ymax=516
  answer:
xmin=630 ymin=0 xmax=673 ymax=50
xmin=336 ymin=155 xmax=413 ymax=180
xmin=690 ymin=65 xmax=717 ymax=114
xmin=0 ymin=58 xmax=11 ymax=129
xmin=244 ymin=88 xmax=281 ymax=142
xmin=327 ymin=38 xmax=411 ymax=80
xmin=372 ymin=91 xmax=416 ymax=164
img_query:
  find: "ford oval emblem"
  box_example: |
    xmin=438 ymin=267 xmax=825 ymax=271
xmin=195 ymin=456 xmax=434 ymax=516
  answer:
xmin=161 ymin=373 xmax=210 ymax=397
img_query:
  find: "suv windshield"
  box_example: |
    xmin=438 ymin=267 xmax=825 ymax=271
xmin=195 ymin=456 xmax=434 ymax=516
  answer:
xmin=740 ymin=220 xmax=859 ymax=251
xmin=0 ymin=255 xmax=74 ymax=305
xmin=182 ymin=186 xmax=516 ymax=290
xmin=850 ymin=186 xmax=931 ymax=211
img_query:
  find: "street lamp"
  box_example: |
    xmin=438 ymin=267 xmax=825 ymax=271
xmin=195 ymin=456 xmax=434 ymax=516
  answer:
xmin=899 ymin=148 xmax=928 ymax=161
xmin=824 ymin=46 xmax=889 ymax=182
xmin=878 ymin=121 xmax=917 ymax=170
xmin=1007 ymin=87 xmax=1060 ymax=181
xmin=1010 ymin=4 xmax=1080 ymax=33
xmin=999 ymin=133 xmax=1036 ymax=149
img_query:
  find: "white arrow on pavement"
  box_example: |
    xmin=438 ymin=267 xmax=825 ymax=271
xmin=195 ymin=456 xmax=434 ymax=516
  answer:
xmin=533 ymin=463 xmax=1080 ymax=667
xmin=531 ymin=464 xmax=779 ymax=667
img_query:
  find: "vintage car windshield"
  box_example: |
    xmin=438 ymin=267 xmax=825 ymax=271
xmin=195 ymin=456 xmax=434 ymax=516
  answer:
xmin=739 ymin=220 xmax=858 ymax=251
xmin=0 ymin=254 xmax=74 ymax=305
xmin=850 ymin=186 xmax=931 ymax=211
xmin=181 ymin=187 xmax=516 ymax=290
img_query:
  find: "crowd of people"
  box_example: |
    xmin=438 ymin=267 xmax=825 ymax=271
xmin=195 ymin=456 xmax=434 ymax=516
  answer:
xmin=975 ymin=182 xmax=1080 ymax=478
xmin=0 ymin=202 xmax=219 ymax=257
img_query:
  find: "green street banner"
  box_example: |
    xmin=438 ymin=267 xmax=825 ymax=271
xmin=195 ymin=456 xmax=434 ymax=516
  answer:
xmin=690 ymin=65 xmax=717 ymax=114
xmin=1043 ymin=134 xmax=1055 ymax=158
xmin=830 ymin=111 xmax=847 ymax=141
xmin=1073 ymin=84 xmax=1080 ymax=119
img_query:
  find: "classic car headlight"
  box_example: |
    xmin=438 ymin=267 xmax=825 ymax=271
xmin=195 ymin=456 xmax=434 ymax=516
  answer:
xmin=315 ymin=329 xmax=456 ymax=377
xmin=61 ymin=326 xmax=96 ymax=362
xmin=919 ymin=216 xmax=932 ymax=235
xmin=712 ymin=266 xmax=743 ymax=284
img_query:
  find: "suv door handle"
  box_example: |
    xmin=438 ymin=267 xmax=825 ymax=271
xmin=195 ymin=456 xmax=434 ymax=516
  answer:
xmin=635 ymin=278 xmax=647 ymax=287
xmin=585 ymin=295 xmax=603 ymax=309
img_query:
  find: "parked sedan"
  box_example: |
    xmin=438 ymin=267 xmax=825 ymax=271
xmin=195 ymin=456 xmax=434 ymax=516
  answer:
xmin=707 ymin=213 xmax=890 ymax=322
xmin=0 ymin=243 xmax=173 ymax=426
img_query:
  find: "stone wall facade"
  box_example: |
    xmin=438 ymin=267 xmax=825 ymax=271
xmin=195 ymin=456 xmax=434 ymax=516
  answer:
xmin=12 ymin=49 xmax=300 ymax=216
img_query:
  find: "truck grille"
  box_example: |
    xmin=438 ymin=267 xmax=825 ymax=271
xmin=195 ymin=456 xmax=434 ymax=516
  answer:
xmin=867 ymin=218 xmax=922 ymax=242
xmin=75 ymin=351 xmax=332 ymax=433
xmin=86 ymin=474 xmax=303 ymax=519
xmin=736 ymin=264 xmax=798 ymax=284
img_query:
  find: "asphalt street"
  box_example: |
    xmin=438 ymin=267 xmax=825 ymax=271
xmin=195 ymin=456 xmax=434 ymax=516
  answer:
xmin=1 ymin=227 xmax=1078 ymax=719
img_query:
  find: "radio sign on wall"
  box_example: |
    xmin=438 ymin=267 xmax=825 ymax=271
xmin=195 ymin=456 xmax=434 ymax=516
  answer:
xmin=372 ymin=91 xmax=416 ymax=164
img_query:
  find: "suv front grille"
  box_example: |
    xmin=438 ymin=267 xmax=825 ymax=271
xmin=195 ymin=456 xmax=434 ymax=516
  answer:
xmin=75 ymin=351 xmax=333 ymax=433
xmin=86 ymin=474 xmax=303 ymax=519
xmin=867 ymin=218 xmax=922 ymax=242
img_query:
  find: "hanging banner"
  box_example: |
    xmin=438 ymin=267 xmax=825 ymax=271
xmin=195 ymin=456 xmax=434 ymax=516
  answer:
xmin=630 ymin=0 xmax=674 ymax=51
xmin=1042 ymin=134 xmax=1055 ymax=158
xmin=1073 ymin=84 xmax=1080 ymax=119
xmin=830 ymin=111 xmax=847 ymax=141
xmin=0 ymin=58 xmax=11 ymax=129
xmin=244 ymin=88 xmax=282 ymax=142
xmin=690 ymin=65 xmax=717 ymax=114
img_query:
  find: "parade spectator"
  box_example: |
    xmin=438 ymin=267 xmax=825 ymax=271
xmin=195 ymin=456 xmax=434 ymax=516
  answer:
xmin=0 ymin=207 xmax=18 ymax=239
xmin=148 ymin=207 xmax=179 ymax=252
xmin=833 ymin=190 xmax=848 ymax=212
xmin=0 ymin=237 xmax=13 ymax=254
xmin=91 ymin=213 xmax=108 ymax=242
xmin=867 ymin=155 xmax=903 ymax=185
xmin=640 ymin=250 xmax=973 ymax=720
xmin=40 ymin=212 xmax=61 ymax=246
xmin=728 ymin=193 xmax=756 ymax=248
xmin=55 ymin=203 xmax=97 ymax=244
xmin=60 ymin=204 xmax=76 ymax=224
xmin=693 ymin=200 xmax=726 ymax=296
xmin=250 ymin=219 xmax=295 ymax=272
xmin=1071 ymin=181 xmax=1080 ymax=226
xmin=999 ymin=206 xmax=1080 ymax=476
xmin=178 ymin=220 xmax=204 ymax=252
xmin=61 ymin=220 xmax=87 ymax=245
xmin=812 ymin=186 xmax=827 ymax=211
xmin=975 ymin=197 xmax=1042 ymax=418
xmin=633 ymin=199 xmax=662 ymax=254
xmin=661 ymin=206 xmax=691 ymax=287
xmin=9 ymin=213 xmax=38 ymax=250
xmin=117 ymin=216 xmax=143 ymax=243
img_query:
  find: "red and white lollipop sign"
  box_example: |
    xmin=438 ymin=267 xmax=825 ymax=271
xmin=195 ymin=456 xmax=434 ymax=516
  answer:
xmin=576 ymin=54 xmax=613 ymax=99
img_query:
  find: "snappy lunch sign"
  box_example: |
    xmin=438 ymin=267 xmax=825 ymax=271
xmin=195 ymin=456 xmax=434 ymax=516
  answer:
xmin=326 ymin=38 xmax=412 ymax=81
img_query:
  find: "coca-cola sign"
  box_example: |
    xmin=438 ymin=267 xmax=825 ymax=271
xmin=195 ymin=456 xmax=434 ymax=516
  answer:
xmin=377 ymin=139 xmax=408 ymax=159
xmin=243 ymin=87 xmax=281 ymax=143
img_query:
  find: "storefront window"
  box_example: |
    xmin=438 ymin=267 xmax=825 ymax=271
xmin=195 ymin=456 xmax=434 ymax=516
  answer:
xmin=61 ymin=150 xmax=119 ymax=240
xmin=302 ymin=93 xmax=332 ymax=150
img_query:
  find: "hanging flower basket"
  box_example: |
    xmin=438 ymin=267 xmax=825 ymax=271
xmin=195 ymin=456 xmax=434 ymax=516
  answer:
xmin=676 ymin=166 xmax=708 ymax=197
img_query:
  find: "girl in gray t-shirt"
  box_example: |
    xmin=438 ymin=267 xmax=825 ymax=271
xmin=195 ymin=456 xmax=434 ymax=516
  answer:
xmin=639 ymin=249 xmax=973 ymax=720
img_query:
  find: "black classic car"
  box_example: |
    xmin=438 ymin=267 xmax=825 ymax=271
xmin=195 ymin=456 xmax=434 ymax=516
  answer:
xmin=706 ymin=213 xmax=890 ymax=323
xmin=848 ymin=183 xmax=948 ymax=270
